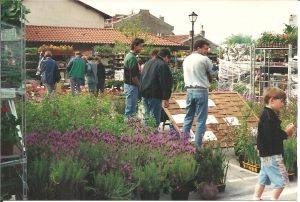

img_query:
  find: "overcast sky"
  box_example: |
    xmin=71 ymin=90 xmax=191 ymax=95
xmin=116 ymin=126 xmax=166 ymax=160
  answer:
xmin=80 ymin=0 xmax=298 ymax=44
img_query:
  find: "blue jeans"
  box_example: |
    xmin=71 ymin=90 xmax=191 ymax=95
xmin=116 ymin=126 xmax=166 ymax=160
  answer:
xmin=143 ymin=98 xmax=162 ymax=128
xmin=70 ymin=77 xmax=83 ymax=95
xmin=182 ymin=89 xmax=208 ymax=147
xmin=124 ymin=83 xmax=139 ymax=117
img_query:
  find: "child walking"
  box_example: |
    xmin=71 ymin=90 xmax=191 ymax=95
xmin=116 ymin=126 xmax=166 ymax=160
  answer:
xmin=253 ymin=87 xmax=295 ymax=200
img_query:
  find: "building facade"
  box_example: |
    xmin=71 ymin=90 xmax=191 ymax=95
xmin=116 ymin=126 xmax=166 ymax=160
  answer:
xmin=22 ymin=0 xmax=110 ymax=28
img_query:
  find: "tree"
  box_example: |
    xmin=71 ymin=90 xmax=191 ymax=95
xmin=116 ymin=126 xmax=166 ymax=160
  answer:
xmin=222 ymin=34 xmax=255 ymax=45
xmin=1 ymin=0 xmax=30 ymax=26
xmin=117 ymin=16 xmax=149 ymax=41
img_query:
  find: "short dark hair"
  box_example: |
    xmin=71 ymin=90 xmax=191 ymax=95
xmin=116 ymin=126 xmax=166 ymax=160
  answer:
xmin=194 ymin=40 xmax=209 ymax=50
xmin=44 ymin=51 xmax=52 ymax=57
xmin=130 ymin=38 xmax=144 ymax=50
xmin=150 ymin=48 xmax=160 ymax=57
xmin=157 ymin=48 xmax=171 ymax=58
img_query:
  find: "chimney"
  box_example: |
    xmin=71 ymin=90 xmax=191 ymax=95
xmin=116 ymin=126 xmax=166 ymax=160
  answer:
xmin=200 ymin=25 xmax=205 ymax=38
xmin=140 ymin=9 xmax=150 ymax=14
xmin=159 ymin=15 xmax=164 ymax=22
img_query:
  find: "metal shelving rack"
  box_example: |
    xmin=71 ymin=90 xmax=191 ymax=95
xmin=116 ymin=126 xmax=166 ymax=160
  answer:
xmin=0 ymin=20 xmax=27 ymax=200
xmin=250 ymin=45 xmax=296 ymax=100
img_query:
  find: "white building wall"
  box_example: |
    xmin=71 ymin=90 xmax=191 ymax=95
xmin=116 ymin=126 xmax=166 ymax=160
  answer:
xmin=23 ymin=0 xmax=105 ymax=28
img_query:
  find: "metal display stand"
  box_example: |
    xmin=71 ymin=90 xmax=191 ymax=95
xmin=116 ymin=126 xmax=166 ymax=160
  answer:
xmin=250 ymin=45 xmax=296 ymax=100
xmin=0 ymin=21 xmax=27 ymax=200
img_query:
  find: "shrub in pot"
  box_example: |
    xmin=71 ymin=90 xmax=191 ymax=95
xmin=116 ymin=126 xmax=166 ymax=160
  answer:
xmin=133 ymin=162 xmax=168 ymax=200
xmin=167 ymin=157 xmax=198 ymax=200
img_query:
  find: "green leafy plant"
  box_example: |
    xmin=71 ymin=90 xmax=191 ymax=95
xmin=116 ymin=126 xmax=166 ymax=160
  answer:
xmin=25 ymin=94 xmax=133 ymax=135
xmin=133 ymin=162 xmax=168 ymax=195
xmin=167 ymin=156 xmax=198 ymax=192
xmin=49 ymin=157 xmax=88 ymax=199
xmin=244 ymin=143 xmax=260 ymax=165
xmin=113 ymin=40 xmax=129 ymax=54
xmin=283 ymin=138 xmax=297 ymax=173
xmin=28 ymin=159 xmax=54 ymax=199
xmin=93 ymin=171 xmax=135 ymax=200
xmin=1 ymin=0 xmax=30 ymax=26
xmin=25 ymin=47 xmax=38 ymax=54
xmin=195 ymin=144 xmax=229 ymax=185
xmin=93 ymin=45 xmax=113 ymax=54
xmin=1 ymin=104 xmax=21 ymax=146
xmin=172 ymin=68 xmax=185 ymax=92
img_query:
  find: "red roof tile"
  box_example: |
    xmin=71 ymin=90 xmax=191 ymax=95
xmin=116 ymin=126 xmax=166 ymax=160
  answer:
xmin=162 ymin=35 xmax=190 ymax=44
xmin=25 ymin=25 xmax=183 ymax=47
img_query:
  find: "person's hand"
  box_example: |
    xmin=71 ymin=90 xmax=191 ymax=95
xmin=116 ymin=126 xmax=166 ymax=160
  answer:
xmin=285 ymin=123 xmax=295 ymax=137
xmin=164 ymin=100 xmax=170 ymax=108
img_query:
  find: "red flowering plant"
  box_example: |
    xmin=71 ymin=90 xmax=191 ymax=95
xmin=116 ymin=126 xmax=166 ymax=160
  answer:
xmin=1 ymin=103 xmax=21 ymax=147
xmin=26 ymin=84 xmax=46 ymax=101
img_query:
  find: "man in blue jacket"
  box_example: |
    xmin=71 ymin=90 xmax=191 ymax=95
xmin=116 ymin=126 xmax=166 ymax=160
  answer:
xmin=40 ymin=51 xmax=60 ymax=94
xmin=139 ymin=49 xmax=173 ymax=128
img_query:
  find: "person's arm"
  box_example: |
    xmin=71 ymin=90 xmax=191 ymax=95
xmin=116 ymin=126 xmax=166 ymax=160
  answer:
xmin=159 ymin=64 xmax=173 ymax=101
xmin=128 ymin=58 xmax=140 ymax=86
xmin=67 ymin=59 xmax=73 ymax=72
xmin=206 ymin=58 xmax=218 ymax=79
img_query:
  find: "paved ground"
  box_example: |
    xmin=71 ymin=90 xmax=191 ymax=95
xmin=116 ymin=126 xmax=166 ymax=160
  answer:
xmin=159 ymin=147 xmax=298 ymax=201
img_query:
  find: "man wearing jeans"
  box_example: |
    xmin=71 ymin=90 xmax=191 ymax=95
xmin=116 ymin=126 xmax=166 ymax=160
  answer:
xmin=67 ymin=51 xmax=86 ymax=95
xmin=123 ymin=38 xmax=144 ymax=117
xmin=182 ymin=40 xmax=217 ymax=147
xmin=140 ymin=49 xmax=173 ymax=128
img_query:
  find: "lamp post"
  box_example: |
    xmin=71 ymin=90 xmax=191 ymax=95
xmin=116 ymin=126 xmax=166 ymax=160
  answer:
xmin=189 ymin=11 xmax=198 ymax=52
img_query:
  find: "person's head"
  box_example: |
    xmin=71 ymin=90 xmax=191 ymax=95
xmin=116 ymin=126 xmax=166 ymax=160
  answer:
xmin=87 ymin=55 xmax=94 ymax=61
xmin=157 ymin=48 xmax=171 ymax=63
xmin=82 ymin=55 xmax=88 ymax=62
xmin=44 ymin=51 xmax=52 ymax=57
xmin=95 ymin=56 xmax=102 ymax=64
xmin=130 ymin=38 xmax=144 ymax=54
xmin=75 ymin=51 xmax=82 ymax=57
xmin=263 ymin=87 xmax=286 ymax=112
xmin=150 ymin=48 xmax=159 ymax=59
xmin=194 ymin=40 xmax=210 ymax=56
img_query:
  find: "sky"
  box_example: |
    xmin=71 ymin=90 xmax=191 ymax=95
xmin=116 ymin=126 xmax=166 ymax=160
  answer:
xmin=80 ymin=0 xmax=298 ymax=45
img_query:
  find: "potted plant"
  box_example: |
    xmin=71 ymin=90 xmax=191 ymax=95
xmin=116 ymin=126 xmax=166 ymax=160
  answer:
xmin=132 ymin=162 xmax=168 ymax=200
xmin=283 ymin=138 xmax=297 ymax=180
xmin=167 ymin=156 xmax=198 ymax=200
xmin=244 ymin=143 xmax=261 ymax=173
xmin=93 ymin=171 xmax=135 ymax=200
xmin=1 ymin=103 xmax=21 ymax=155
xmin=195 ymin=144 xmax=229 ymax=194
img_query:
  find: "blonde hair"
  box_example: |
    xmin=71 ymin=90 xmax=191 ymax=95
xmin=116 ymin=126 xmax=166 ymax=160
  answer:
xmin=263 ymin=87 xmax=286 ymax=104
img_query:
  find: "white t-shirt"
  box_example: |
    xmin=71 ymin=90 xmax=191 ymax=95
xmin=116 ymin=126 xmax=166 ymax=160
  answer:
xmin=183 ymin=52 xmax=213 ymax=89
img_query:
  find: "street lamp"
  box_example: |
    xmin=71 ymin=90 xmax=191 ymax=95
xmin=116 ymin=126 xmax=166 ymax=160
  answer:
xmin=189 ymin=11 xmax=198 ymax=52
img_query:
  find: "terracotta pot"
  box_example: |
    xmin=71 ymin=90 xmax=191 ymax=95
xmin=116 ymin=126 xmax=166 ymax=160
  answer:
xmin=1 ymin=144 xmax=14 ymax=156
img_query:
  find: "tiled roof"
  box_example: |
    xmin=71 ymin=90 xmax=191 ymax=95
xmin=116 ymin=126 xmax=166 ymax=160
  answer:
xmin=163 ymin=92 xmax=259 ymax=148
xmin=25 ymin=25 xmax=183 ymax=47
xmin=163 ymin=35 xmax=189 ymax=44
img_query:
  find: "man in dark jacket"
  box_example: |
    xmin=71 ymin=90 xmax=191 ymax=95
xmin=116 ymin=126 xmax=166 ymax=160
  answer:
xmin=40 ymin=51 xmax=60 ymax=94
xmin=139 ymin=48 xmax=173 ymax=128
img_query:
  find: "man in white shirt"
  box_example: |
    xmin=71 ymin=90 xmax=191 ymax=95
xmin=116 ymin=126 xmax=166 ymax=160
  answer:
xmin=182 ymin=40 xmax=217 ymax=147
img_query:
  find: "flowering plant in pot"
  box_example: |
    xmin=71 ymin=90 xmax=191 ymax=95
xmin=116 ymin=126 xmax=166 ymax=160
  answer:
xmin=167 ymin=156 xmax=198 ymax=200
xmin=1 ymin=104 xmax=21 ymax=155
